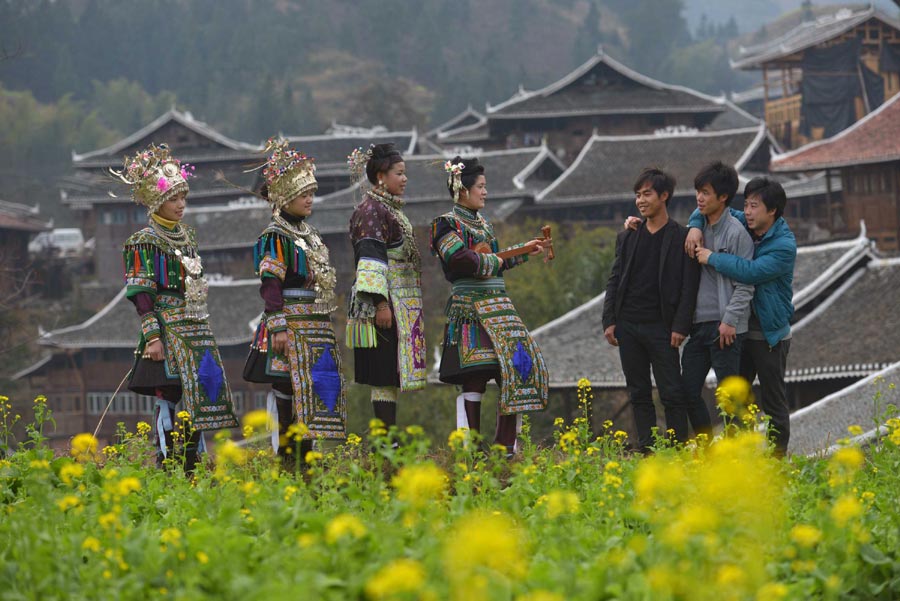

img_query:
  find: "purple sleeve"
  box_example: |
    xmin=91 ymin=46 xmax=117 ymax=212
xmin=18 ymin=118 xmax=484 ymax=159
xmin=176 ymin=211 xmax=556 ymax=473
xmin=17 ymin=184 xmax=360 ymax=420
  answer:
xmin=128 ymin=292 xmax=156 ymax=316
xmin=260 ymin=278 xmax=284 ymax=313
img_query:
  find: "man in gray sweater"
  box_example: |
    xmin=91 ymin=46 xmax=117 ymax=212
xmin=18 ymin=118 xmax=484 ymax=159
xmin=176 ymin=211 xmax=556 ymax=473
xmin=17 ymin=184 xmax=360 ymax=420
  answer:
xmin=681 ymin=162 xmax=754 ymax=437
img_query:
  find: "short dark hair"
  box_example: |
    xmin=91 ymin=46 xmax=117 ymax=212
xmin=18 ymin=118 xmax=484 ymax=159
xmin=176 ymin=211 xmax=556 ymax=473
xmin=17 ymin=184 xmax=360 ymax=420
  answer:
xmin=694 ymin=161 xmax=739 ymax=203
xmin=743 ymin=177 xmax=787 ymax=219
xmin=633 ymin=168 xmax=676 ymax=205
xmin=365 ymin=143 xmax=404 ymax=185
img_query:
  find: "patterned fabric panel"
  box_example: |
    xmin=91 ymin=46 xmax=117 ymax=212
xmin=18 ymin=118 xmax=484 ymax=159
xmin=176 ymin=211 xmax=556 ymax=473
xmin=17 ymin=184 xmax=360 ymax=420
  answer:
xmin=355 ymin=258 xmax=389 ymax=298
xmin=141 ymin=312 xmax=161 ymax=340
xmin=157 ymin=306 xmax=238 ymax=431
xmin=259 ymin=255 xmax=288 ymax=281
xmin=472 ymin=295 xmax=549 ymax=414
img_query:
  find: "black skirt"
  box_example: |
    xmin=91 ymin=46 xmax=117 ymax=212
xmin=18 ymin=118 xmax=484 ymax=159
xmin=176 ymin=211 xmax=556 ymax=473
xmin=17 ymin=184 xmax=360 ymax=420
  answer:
xmin=438 ymin=322 xmax=501 ymax=386
xmin=354 ymin=324 xmax=401 ymax=387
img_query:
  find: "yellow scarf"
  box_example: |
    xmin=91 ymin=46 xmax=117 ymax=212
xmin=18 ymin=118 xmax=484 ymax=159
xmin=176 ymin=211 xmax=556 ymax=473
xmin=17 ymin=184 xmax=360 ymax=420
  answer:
xmin=151 ymin=212 xmax=179 ymax=230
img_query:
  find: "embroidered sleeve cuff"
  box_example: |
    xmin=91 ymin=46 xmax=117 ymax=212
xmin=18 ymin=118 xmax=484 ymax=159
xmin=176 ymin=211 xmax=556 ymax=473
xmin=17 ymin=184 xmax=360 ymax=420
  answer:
xmin=502 ymin=243 xmax=530 ymax=269
xmin=126 ymin=276 xmax=157 ymax=296
xmin=258 ymin=255 xmax=287 ymax=281
xmin=436 ymin=233 xmax=465 ymax=263
xmin=141 ymin=313 xmax=161 ymax=340
xmin=266 ymin=312 xmax=288 ymax=332
xmin=355 ymin=258 xmax=389 ymax=297
xmin=477 ymin=253 xmax=503 ymax=278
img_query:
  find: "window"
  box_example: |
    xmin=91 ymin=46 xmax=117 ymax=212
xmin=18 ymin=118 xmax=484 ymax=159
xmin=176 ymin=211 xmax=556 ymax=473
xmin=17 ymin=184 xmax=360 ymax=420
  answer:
xmin=253 ymin=391 xmax=268 ymax=410
xmin=133 ymin=208 xmax=146 ymax=223
xmin=232 ymin=391 xmax=245 ymax=414
xmin=87 ymin=392 xmax=112 ymax=415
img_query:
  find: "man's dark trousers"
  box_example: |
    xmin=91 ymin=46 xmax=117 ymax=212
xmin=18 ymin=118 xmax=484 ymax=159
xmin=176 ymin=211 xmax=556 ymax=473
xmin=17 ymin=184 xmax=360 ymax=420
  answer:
xmin=741 ymin=338 xmax=791 ymax=457
xmin=616 ymin=319 xmax=689 ymax=452
xmin=681 ymin=321 xmax=744 ymax=436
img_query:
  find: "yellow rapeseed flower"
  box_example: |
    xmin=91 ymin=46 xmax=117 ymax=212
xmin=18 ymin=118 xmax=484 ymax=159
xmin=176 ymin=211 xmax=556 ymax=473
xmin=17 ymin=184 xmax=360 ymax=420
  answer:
xmin=346 ymin=433 xmax=362 ymax=447
xmin=60 ymin=463 xmax=84 ymax=485
xmin=113 ymin=476 xmax=141 ymax=497
xmin=286 ymin=422 xmax=309 ymax=440
xmin=243 ymin=409 xmax=273 ymax=434
xmin=447 ymin=428 xmax=467 ymax=450
xmin=305 ymin=451 xmax=323 ymax=464
xmin=756 ymin=582 xmax=789 ymax=601
xmin=29 ymin=459 xmax=50 ymax=470
xmin=160 ymin=527 xmax=182 ymax=545
xmin=517 ymin=592 xmax=565 ymax=601
xmin=56 ymin=495 xmax=81 ymax=512
xmin=176 ymin=410 xmax=191 ymax=422
xmin=716 ymin=375 xmax=754 ymax=417
xmin=365 ymin=558 xmax=426 ymax=600
xmin=443 ymin=511 xmax=527 ymax=582
xmin=831 ymin=494 xmax=863 ymax=527
xmin=392 ymin=463 xmax=447 ymax=509
xmin=789 ymin=524 xmax=822 ymax=548
xmin=847 ymin=424 xmax=864 ymax=436
xmin=325 ymin=513 xmax=367 ymax=544
xmin=81 ymin=536 xmax=102 ymax=553
xmin=830 ymin=446 xmax=864 ymax=471
xmin=136 ymin=421 xmax=151 ymax=436
xmin=537 ymin=490 xmax=580 ymax=518
xmin=196 ymin=551 xmax=209 ymax=564
xmin=70 ymin=433 xmax=99 ymax=463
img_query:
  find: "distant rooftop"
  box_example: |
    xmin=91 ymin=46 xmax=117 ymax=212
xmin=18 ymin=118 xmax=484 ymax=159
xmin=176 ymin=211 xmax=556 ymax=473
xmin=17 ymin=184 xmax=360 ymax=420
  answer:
xmin=733 ymin=6 xmax=900 ymax=69
xmin=771 ymin=92 xmax=900 ymax=171
xmin=487 ymin=49 xmax=725 ymax=120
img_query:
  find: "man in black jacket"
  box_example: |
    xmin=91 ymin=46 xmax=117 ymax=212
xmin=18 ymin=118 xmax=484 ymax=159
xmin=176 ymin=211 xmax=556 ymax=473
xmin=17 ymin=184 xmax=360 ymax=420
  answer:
xmin=602 ymin=168 xmax=700 ymax=453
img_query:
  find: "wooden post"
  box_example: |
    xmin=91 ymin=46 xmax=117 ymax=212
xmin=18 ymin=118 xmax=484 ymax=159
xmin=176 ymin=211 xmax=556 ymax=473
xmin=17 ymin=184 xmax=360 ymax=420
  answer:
xmin=825 ymin=168 xmax=834 ymax=232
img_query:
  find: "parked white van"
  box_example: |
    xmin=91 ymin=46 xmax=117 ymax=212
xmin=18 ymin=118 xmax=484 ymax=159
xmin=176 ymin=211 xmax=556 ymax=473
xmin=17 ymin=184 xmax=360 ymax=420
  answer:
xmin=28 ymin=228 xmax=85 ymax=257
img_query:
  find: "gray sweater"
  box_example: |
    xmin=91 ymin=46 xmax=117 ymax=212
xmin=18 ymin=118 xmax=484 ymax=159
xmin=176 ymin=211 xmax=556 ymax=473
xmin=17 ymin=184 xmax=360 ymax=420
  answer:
xmin=694 ymin=212 xmax=754 ymax=333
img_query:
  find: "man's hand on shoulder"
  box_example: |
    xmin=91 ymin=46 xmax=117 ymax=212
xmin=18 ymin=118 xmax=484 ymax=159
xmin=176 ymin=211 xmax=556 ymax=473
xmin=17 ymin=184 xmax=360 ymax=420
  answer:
xmin=685 ymin=227 xmax=703 ymax=258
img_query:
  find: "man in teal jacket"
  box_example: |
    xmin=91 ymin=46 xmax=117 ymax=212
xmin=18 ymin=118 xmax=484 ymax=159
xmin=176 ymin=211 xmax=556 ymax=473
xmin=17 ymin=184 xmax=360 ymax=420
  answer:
xmin=690 ymin=177 xmax=796 ymax=457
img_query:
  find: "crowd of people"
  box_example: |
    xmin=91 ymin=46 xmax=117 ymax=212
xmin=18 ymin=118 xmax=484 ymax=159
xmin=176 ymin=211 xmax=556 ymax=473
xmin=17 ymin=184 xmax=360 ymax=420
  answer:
xmin=117 ymin=140 xmax=551 ymax=470
xmin=603 ymin=162 xmax=797 ymax=457
xmin=116 ymin=137 xmax=796 ymax=471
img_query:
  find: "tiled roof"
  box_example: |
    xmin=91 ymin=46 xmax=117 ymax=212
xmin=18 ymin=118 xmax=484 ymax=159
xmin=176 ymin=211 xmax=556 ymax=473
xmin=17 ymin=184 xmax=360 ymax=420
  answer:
xmin=488 ymin=49 xmax=724 ymax=119
xmin=786 ymin=258 xmax=900 ymax=382
xmin=771 ymin=93 xmax=900 ymax=171
xmin=0 ymin=199 xmax=50 ymax=233
xmin=179 ymin=147 xmax=554 ymax=246
xmin=703 ymin=100 xmax=764 ymax=132
xmin=792 ymin=226 xmax=874 ymax=310
xmin=732 ymin=7 xmax=900 ymax=69
xmin=537 ymin=126 xmax=769 ymax=206
xmin=425 ymin=106 xmax=486 ymax=138
xmin=72 ymin=109 xmax=262 ymax=163
xmin=38 ymin=279 xmax=263 ymax=349
xmin=285 ymin=129 xmax=417 ymax=175
xmin=531 ymin=232 xmax=879 ymax=388
xmin=788 ymin=360 xmax=900 ymax=456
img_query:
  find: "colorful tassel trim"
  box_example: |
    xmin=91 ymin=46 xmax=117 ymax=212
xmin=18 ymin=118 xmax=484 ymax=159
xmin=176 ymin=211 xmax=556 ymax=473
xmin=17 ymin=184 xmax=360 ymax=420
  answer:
xmin=346 ymin=319 xmax=378 ymax=349
xmin=254 ymin=233 xmax=308 ymax=278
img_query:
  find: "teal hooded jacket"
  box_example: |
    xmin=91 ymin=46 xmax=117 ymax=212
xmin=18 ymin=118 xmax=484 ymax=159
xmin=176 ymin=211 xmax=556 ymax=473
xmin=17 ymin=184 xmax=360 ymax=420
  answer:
xmin=689 ymin=208 xmax=796 ymax=347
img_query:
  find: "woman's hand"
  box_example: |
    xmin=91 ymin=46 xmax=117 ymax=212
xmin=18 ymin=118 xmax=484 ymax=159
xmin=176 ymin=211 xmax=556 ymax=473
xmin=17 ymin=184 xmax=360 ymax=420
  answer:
xmin=145 ymin=338 xmax=165 ymax=361
xmin=526 ymin=238 xmax=546 ymax=256
xmin=270 ymin=330 xmax=289 ymax=355
xmin=375 ymin=303 xmax=393 ymax=329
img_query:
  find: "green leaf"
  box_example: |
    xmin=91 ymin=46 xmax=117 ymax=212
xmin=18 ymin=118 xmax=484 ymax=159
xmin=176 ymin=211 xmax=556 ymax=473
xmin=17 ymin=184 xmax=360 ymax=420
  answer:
xmin=860 ymin=544 xmax=891 ymax=566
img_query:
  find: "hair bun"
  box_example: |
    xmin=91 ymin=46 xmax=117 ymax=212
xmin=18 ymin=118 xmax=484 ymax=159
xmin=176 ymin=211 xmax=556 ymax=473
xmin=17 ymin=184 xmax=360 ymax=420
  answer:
xmin=371 ymin=143 xmax=400 ymax=159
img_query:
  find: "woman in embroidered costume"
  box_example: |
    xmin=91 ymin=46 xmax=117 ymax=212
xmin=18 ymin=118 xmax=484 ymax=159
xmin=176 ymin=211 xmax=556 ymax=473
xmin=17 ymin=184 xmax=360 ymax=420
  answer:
xmin=346 ymin=143 xmax=426 ymax=429
xmin=117 ymin=143 xmax=238 ymax=471
xmin=243 ymin=139 xmax=346 ymax=464
xmin=431 ymin=156 xmax=550 ymax=454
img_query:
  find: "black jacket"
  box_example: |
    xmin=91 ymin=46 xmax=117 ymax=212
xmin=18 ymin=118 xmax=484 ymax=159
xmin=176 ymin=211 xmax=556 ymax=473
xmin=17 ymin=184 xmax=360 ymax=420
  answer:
xmin=602 ymin=219 xmax=700 ymax=336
